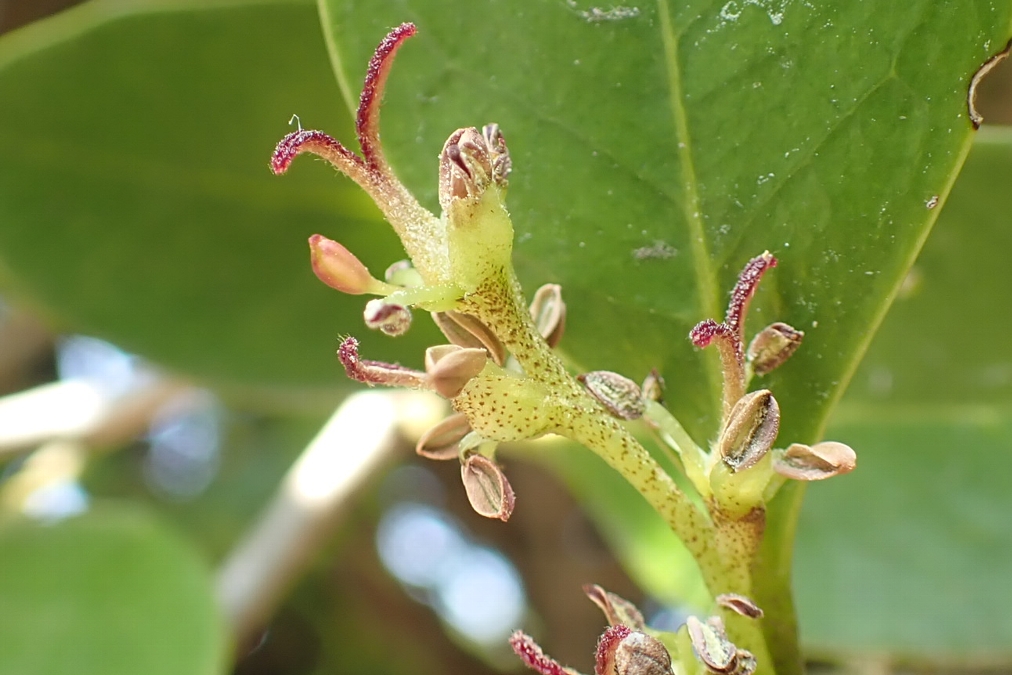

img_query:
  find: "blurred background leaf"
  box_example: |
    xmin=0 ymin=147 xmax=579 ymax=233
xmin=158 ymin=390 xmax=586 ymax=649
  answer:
xmin=0 ymin=505 xmax=225 ymax=675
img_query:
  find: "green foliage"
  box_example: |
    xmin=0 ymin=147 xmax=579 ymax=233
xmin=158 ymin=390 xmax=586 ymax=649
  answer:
xmin=0 ymin=0 xmax=1010 ymax=669
xmin=0 ymin=506 xmax=225 ymax=675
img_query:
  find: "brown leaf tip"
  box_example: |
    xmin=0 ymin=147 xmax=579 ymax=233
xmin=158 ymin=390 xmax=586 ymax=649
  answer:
xmin=968 ymin=38 xmax=1012 ymax=130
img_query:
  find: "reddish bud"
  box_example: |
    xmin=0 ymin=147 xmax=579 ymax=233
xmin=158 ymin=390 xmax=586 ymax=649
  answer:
xmin=308 ymin=234 xmax=386 ymax=295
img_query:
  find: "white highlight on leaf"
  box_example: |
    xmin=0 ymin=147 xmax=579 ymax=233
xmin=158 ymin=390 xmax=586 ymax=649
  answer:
xmin=566 ymin=0 xmax=640 ymax=22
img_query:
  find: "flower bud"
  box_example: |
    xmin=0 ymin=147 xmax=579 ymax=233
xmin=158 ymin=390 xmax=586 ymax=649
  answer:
xmin=773 ymin=441 xmax=856 ymax=481
xmin=424 ymin=345 xmax=488 ymax=398
xmin=686 ymin=616 xmax=738 ymax=674
xmin=717 ymin=390 xmax=780 ymax=471
xmin=579 ymin=371 xmax=646 ymax=420
xmin=529 ymin=284 xmax=567 ymax=348
xmin=416 ymin=413 xmax=472 ymax=460
xmin=461 ymin=452 xmax=515 ymax=521
xmin=308 ymin=234 xmax=388 ymax=295
xmin=439 ymin=127 xmax=493 ymax=212
xmin=363 ymin=299 xmax=412 ymax=336
xmin=747 ymin=322 xmax=804 ymax=376
xmin=596 ymin=625 xmax=673 ymax=675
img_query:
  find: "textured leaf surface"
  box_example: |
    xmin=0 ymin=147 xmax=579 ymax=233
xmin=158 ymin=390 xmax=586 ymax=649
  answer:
xmin=0 ymin=507 xmax=225 ymax=675
xmin=795 ymin=127 xmax=1012 ymax=659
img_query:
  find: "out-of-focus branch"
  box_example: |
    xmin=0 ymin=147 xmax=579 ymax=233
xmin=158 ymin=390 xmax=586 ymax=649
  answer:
xmin=0 ymin=377 xmax=189 ymax=458
xmin=214 ymin=389 xmax=443 ymax=648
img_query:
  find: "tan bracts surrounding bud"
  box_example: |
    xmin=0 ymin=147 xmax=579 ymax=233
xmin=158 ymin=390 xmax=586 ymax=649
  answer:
xmin=432 ymin=311 xmax=506 ymax=365
xmin=578 ymin=371 xmax=647 ymax=420
xmin=461 ymin=452 xmax=515 ymax=521
xmin=529 ymin=283 xmax=567 ymax=348
xmin=774 ymin=441 xmax=856 ymax=481
xmin=747 ymin=322 xmax=803 ymax=376
xmin=415 ymin=413 xmax=472 ymax=460
xmin=424 ymin=345 xmax=488 ymax=398
xmin=717 ymin=390 xmax=780 ymax=472
xmin=716 ymin=594 xmax=764 ymax=619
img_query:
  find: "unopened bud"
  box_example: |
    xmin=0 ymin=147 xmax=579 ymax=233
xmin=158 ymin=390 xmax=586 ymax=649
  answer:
xmin=439 ymin=127 xmax=493 ymax=211
xmin=424 ymin=344 xmax=488 ymax=398
xmin=309 ymin=234 xmax=388 ymax=295
xmin=529 ymin=284 xmax=567 ymax=348
xmin=432 ymin=311 xmax=506 ymax=365
xmin=579 ymin=371 xmax=646 ymax=420
xmin=596 ymin=625 xmax=673 ymax=675
xmin=686 ymin=616 xmax=738 ymax=674
xmin=718 ymin=389 xmax=780 ymax=472
xmin=774 ymin=441 xmax=856 ymax=481
xmin=364 ymin=299 xmax=412 ymax=336
xmin=747 ymin=322 xmax=804 ymax=376
xmin=716 ymin=593 xmax=764 ymax=619
xmin=461 ymin=452 xmax=515 ymax=521
xmin=584 ymin=584 xmax=646 ymax=630
xmin=482 ymin=123 xmax=512 ymax=188
xmin=384 ymin=259 xmax=422 ymax=287
xmin=416 ymin=413 xmax=472 ymax=460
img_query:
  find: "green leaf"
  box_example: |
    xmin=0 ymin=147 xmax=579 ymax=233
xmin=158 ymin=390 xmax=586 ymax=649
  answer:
xmin=0 ymin=506 xmax=226 ymax=675
xmin=0 ymin=0 xmax=441 ymax=390
xmin=794 ymin=127 xmax=1012 ymax=660
xmin=319 ymin=1 xmax=1010 ymax=445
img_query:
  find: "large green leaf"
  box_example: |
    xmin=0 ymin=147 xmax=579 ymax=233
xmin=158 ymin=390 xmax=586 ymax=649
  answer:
xmin=558 ymin=130 xmax=1012 ymax=659
xmin=320 ymin=1 xmax=1010 ymax=445
xmin=794 ymin=127 xmax=1012 ymax=660
xmin=0 ymin=0 xmax=441 ymax=390
xmin=0 ymin=506 xmax=226 ymax=675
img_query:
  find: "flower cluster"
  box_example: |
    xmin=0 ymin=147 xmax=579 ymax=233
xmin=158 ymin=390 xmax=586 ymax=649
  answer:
xmin=272 ymin=23 xmax=858 ymax=670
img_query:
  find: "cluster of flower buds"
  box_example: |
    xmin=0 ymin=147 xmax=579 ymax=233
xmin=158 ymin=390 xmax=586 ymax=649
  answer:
xmin=511 ymin=585 xmax=765 ymax=675
xmin=686 ymin=253 xmax=856 ymax=516
xmin=272 ymin=24 xmax=580 ymax=524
